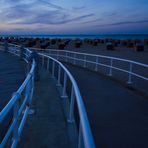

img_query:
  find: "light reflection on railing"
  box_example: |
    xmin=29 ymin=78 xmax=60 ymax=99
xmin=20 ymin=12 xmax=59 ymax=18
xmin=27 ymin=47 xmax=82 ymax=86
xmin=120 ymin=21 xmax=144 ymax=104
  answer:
xmin=0 ymin=43 xmax=35 ymax=148
xmin=36 ymin=49 xmax=148 ymax=84
xmin=39 ymin=53 xmax=95 ymax=148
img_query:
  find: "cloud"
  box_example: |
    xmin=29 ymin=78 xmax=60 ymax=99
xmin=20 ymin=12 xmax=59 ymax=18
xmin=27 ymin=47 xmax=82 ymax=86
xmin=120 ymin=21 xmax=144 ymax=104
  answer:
xmin=0 ymin=0 xmax=67 ymax=23
xmin=0 ymin=3 xmax=35 ymax=23
xmin=81 ymin=18 xmax=103 ymax=24
xmin=39 ymin=0 xmax=64 ymax=10
xmin=110 ymin=20 xmax=148 ymax=26
xmin=72 ymin=6 xmax=86 ymax=11
xmin=13 ymin=13 xmax=94 ymax=25
xmin=0 ymin=0 xmax=148 ymax=34
xmin=0 ymin=0 xmax=93 ymax=26
xmin=96 ymin=19 xmax=148 ymax=27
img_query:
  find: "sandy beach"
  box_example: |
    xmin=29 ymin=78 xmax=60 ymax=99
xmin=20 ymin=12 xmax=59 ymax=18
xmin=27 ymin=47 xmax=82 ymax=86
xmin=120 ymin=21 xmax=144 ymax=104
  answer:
xmin=1 ymin=37 xmax=148 ymax=64
xmin=61 ymin=39 xmax=148 ymax=64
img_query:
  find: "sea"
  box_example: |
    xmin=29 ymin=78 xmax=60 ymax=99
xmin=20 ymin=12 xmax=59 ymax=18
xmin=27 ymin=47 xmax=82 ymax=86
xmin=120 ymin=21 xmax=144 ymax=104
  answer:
xmin=0 ymin=34 xmax=148 ymax=40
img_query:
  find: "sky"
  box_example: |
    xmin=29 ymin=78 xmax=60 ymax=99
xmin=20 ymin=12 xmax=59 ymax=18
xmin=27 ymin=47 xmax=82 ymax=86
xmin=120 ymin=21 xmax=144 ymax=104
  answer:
xmin=0 ymin=0 xmax=148 ymax=34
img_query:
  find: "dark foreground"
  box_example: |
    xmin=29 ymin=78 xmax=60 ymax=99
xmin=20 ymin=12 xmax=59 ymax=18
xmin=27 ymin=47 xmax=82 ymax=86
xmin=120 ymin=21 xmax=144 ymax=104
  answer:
xmin=64 ymin=63 xmax=148 ymax=148
xmin=0 ymin=51 xmax=25 ymax=142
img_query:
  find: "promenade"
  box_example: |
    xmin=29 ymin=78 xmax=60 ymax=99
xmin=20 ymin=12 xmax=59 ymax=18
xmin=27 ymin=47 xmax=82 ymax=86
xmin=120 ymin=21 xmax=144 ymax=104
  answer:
xmin=0 ymin=51 xmax=25 ymax=142
xmin=1 ymin=48 xmax=148 ymax=148
xmin=18 ymin=60 xmax=148 ymax=148
xmin=0 ymin=49 xmax=76 ymax=148
xmin=64 ymin=63 xmax=148 ymax=148
xmin=18 ymin=69 xmax=70 ymax=148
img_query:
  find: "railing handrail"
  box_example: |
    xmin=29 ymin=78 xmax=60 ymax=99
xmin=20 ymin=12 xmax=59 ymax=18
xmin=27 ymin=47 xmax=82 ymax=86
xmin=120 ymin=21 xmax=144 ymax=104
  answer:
xmin=39 ymin=53 xmax=95 ymax=148
xmin=34 ymin=48 xmax=148 ymax=67
xmin=0 ymin=60 xmax=35 ymax=122
xmin=35 ymin=48 xmax=148 ymax=83
xmin=0 ymin=43 xmax=36 ymax=148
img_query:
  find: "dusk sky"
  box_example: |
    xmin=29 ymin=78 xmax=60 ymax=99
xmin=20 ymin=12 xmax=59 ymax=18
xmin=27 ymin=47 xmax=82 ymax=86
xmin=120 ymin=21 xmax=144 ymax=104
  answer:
xmin=0 ymin=0 xmax=148 ymax=34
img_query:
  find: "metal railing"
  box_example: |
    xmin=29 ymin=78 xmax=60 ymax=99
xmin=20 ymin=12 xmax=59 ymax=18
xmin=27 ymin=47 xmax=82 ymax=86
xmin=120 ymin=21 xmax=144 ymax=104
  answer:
xmin=0 ymin=43 xmax=147 ymax=147
xmin=8 ymin=43 xmax=32 ymax=63
xmin=0 ymin=44 xmax=35 ymax=148
xmin=37 ymin=49 xmax=148 ymax=85
xmin=39 ymin=53 xmax=95 ymax=148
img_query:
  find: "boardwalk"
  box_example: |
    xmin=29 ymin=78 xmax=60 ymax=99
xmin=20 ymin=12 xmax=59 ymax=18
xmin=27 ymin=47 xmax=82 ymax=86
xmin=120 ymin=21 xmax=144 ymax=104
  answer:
xmin=0 ymin=51 xmax=26 ymax=141
xmin=18 ymin=69 xmax=71 ymax=148
xmin=1 ymin=48 xmax=148 ymax=147
xmin=64 ymin=63 xmax=148 ymax=148
xmin=0 ymin=49 xmax=77 ymax=148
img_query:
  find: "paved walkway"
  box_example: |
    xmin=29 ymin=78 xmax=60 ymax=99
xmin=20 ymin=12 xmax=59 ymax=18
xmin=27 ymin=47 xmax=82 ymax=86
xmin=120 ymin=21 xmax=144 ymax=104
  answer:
xmin=18 ymin=69 xmax=70 ymax=148
xmin=64 ymin=63 xmax=148 ymax=148
xmin=0 ymin=51 xmax=25 ymax=110
xmin=0 ymin=51 xmax=25 ymax=141
xmin=1 ymin=50 xmax=148 ymax=147
xmin=0 ymin=51 xmax=73 ymax=147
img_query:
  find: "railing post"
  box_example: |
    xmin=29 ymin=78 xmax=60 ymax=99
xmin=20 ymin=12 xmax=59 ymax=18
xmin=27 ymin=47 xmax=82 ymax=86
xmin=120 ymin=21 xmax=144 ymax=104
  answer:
xmin=26 ymin=76 xmax=32 ymax=105
xmin=78 ymin=123 xmax=84 ymax=148
xmin=127 ymin=62 xmax=133 ymax=84
xmin=31 ymin=71 xmax=35 ymax=101
xmin=108 ymin=58 xmax=113 ymax=76
xmin=61 ymin=72 xmax=67 ymax=98
xmin=12 ymin=93 xmax=20 ymax=147
xmin=67 ymin=86 xmax=75 ymax=123
xmin=52 ymin=61 xmax=55 ymax=78
xmin=95 ymin=56 xmax=99 ymax=71
xmin=30 ymin=51 xmax=40 ymax=81
xmin=83 ymin=55 xmax=86 ymax=68
xmin=57 ymin=65 xmax=61 ymax=86
xmin=26 ymin=74 xmax=35 ymax=115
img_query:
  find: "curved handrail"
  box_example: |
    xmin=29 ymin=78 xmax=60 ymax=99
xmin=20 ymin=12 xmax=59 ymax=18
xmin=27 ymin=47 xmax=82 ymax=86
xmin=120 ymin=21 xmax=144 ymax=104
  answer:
xmin=39 ymin=53 xmax=95 ymax=148
xmin=0 ymin=43 xmax=35 ymax=148
xmin=32 ymin=48 xmax=148 ymax=67
xmin=0 ymin=61 xmax=35 ymax=122
xmin=36 ymin=48 xmax=148 ymax=84
xmin=0 ymin=43 xmax=96 ymax=147
xmin=8 ymin=43 xmax=32 ymax=60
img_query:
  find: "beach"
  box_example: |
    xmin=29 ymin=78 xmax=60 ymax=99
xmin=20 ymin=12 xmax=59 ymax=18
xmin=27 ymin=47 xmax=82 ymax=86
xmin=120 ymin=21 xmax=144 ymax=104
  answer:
xmin=1 ymin=36 xmax=148 ymax=64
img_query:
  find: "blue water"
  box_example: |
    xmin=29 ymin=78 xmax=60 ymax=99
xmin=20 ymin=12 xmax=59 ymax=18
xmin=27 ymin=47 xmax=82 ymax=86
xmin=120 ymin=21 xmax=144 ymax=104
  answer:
xmin=1 ymin=34 xmax=148 ymax=40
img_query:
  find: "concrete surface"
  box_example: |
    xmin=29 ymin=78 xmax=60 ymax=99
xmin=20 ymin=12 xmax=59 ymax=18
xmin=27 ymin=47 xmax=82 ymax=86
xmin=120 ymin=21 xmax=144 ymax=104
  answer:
xmin=18 ymin=69 xmax=70 ymax=148
xmin=64 ymin=63 xmax=148 ymax=148
xmin=0 ymin=51 xmax=25 ymax=142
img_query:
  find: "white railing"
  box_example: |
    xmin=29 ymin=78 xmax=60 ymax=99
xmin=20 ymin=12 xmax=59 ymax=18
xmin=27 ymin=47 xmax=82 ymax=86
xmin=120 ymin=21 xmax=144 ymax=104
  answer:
xmin=39 ymin=53 xmax=95 ymax=148
xmin=8 ymin=43 xmax=32 ymax=63
xmin=36 ymin=49 xmax=148 ymax=85
xmin=0 ymin=44 xmax=35 ymax=148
